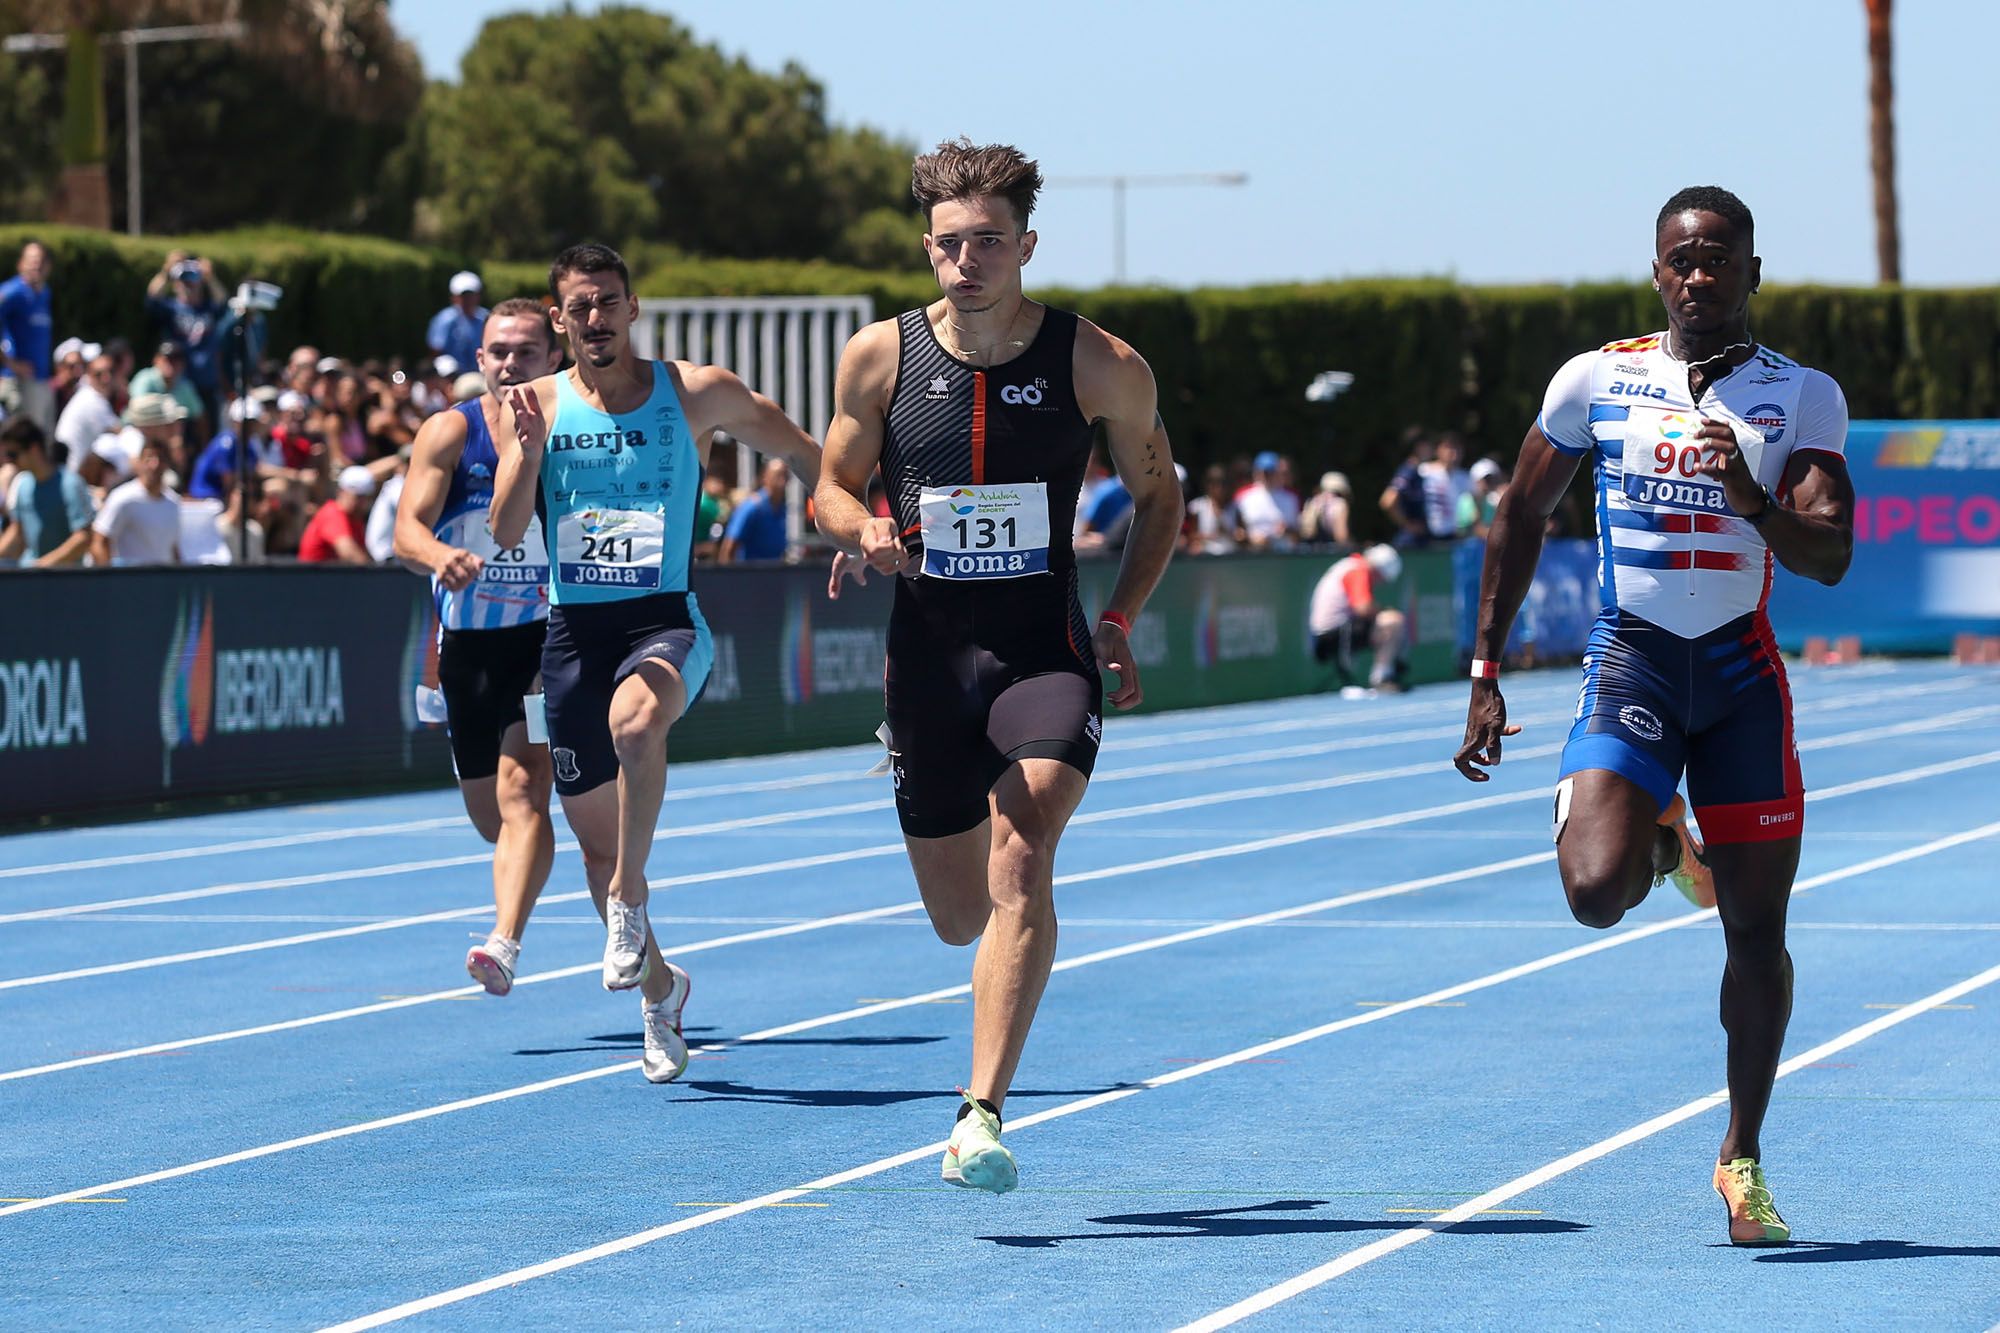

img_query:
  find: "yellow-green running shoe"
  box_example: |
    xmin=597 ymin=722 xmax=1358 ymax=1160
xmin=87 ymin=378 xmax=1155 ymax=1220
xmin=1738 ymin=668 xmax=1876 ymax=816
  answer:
xmin=941 ymin=1091 xmax=1017 ymax=1194
xmin=1713 ymin=1157 xmax=1790 ymax=1245
xmin=1655 ymin=795 xmax=1716 ymax=908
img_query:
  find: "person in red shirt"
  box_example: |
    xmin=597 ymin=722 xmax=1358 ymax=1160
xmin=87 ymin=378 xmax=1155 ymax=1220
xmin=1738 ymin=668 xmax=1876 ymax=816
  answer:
xmin=298 ymin=464 xmax=374 ymax=563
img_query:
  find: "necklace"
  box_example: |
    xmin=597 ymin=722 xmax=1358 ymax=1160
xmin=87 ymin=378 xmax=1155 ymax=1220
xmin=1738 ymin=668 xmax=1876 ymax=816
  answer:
xmin=1667 ymin=328 xmax=1756 ymax=371
xmin=937 ymin=302 xmax=1029 ymax=366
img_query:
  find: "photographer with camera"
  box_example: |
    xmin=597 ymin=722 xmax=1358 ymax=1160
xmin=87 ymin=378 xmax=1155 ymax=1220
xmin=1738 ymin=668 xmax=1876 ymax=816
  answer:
xmin=146 ymin=254 xmax=227 ymax=431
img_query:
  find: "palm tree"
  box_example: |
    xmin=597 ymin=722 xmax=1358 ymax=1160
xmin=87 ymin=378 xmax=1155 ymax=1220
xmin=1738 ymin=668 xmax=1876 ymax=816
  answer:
xmin=1865 ymin=0 xmax=1900 ymax=285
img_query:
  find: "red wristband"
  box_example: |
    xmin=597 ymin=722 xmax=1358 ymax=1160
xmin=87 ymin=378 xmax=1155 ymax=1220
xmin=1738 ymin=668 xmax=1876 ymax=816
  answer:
xmin=1470 ymin=658 xmax=1500 ymax=680
xmin=1100 ymin=611 xmax=1132 ymax=635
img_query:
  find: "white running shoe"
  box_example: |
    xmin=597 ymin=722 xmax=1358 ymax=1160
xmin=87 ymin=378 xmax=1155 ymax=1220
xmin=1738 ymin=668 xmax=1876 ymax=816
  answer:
xmin=641 ymin=963 xmax=693 ymax=1084
xmin=603 ymin=898 xmax=651 ymax=991
xmin=465 ymin=934 xmax=520 ymax=996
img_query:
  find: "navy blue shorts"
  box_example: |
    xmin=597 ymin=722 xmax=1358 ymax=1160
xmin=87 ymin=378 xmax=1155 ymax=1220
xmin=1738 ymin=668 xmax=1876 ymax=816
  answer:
xmin=438 ymin=620 xmax=546 ymax=782
xmin=541 ymin=591 xmax=712 ymax=796
xmin=1558 ymin=609 xmax=1803 ymax=844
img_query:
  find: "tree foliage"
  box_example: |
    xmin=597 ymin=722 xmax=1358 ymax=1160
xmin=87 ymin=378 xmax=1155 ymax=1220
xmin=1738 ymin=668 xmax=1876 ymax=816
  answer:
xmin=416 ymin=6 xmax=917 ymax=263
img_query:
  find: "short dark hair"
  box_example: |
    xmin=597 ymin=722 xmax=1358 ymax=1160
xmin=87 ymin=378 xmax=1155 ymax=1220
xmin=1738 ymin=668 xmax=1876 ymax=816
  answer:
xmin=489 ymin=296 xmax=558 ymax=350
xmin=548 ymin=243 xmax=630 ymax=298
xmin=0 ymin=415 xmax=48 ymax=453
xmin=911 ymin=138 xmax=1043 ymax=230
xmin=1657 ymin=186 xmax=1754 ymax=244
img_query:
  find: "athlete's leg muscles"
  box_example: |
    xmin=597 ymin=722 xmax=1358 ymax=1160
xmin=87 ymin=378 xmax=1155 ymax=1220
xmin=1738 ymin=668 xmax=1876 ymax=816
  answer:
xmin=906 ymin=826 xmax=994 ymax=946
xmin=604 ymin=658 xmax=687 ymax=911
xmin=1707 ymin=836 xmax=1800 ymax=1164
xmin=969 ymin=757 xmax=1088 ymax=1111
xmin=457 ymin=776 xmax=502 ymax=844
xmin=489 ymin=721 xmax=554 ymax=941
xmin=1556 ymin=767 xmax=1674 ymax=928
xmin=561 ymin=779 xmax=676 ymax=1006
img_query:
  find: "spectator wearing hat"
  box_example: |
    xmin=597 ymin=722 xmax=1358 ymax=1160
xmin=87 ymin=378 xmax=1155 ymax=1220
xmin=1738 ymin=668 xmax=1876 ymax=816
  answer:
xmin=0 ymin=240 xmax=55 ymax=433
xmin=0 ymin=416 xmax=94 ymax=566
xmin=97 ymin=392 xmax=191 ymax=493
xmin=1300 ymin=470 xmax=1353 ymax=547
xmin=54 ymin=349 xmax=121 ymax=468
xmin=428 ymin=272 xmax=488 ymax=371
xmin=298 ymin=464 xmax=376 ymax=564
xmin=129 ymin=341 xmax=210 ymax=444
xmin=92 ymin=432 xmax=182 ymax=565
xmin=1458 ymin=457 xmax=1507 ymax=538
xmin=49 ymin=336 xmax=88 ymax=415
xmin=1309 ymin=544 xmax=1408 ymax=692
xmin=145 ymin=254 xmax=226 ymax=429
xmin=1235 ymin=450 xmax=1301 ymax=550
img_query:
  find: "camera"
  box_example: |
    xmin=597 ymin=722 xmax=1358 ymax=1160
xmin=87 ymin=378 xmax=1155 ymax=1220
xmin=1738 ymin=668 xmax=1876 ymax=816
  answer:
xmin=1305 ymin=370 xmax=1354 ymax=404
xmin=232 ymin=280 xmax=283 ymax=314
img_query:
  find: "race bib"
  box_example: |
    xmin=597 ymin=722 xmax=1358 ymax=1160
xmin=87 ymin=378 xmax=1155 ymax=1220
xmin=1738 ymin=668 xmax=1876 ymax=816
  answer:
xmin=455 ymin=513 xmax=547 ymax=587
xmin=555 ymin=507 xmax=665 ymax=590
xmin=1619 ymin=408 xmax=1760 ymax=515
xmin=918 ymin=483 xmax=1051 ymax=579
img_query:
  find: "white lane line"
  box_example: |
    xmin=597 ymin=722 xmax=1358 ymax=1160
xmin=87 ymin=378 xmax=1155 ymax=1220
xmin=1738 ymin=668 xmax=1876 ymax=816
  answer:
xmin=1176 ymin=954 xmax=2000 ymax=1331
xmin=0 ymin=850 xmax=1561 ymax=1222
xmin=0 ymin=679 xmax=1583 ymax=882
xmin=0 ymin=786 xmax=1556 ymax=1076
xmin=314 ymin=818 xmax=2000 ymax=1331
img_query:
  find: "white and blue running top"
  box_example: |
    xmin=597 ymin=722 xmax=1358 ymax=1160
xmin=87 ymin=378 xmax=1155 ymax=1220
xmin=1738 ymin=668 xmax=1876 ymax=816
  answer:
xmin=434 ymin=399 xmax=550 ymax=631
xmin=534 ymin=361 xmax=703 ymax=608
xmin=1537 ymin=331 xmax=1848 ymax=639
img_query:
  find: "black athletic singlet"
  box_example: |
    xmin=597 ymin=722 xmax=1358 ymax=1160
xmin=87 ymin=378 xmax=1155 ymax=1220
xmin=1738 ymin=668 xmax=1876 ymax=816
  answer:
xmin=877 ymin=305 xmax=1104 ymax=838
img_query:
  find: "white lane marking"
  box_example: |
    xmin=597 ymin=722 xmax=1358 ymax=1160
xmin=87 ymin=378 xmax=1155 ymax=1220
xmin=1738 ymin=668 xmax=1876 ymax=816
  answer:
xmin=1176 ymin=954 xmax=2000 ymax=1331
xmin=314 ymin=819 xmax=2000 ymax=1330
xmin=0 ymin=679 xmax=1584 ymax=882
xmin=1 ymin=850 xmax=1561 ymax=1222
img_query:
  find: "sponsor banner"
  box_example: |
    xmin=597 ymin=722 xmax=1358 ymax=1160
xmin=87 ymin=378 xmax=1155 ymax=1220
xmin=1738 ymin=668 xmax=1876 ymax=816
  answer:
xmin=2 ymin=551 xmax=1466 ymax=822
xmin=1767 ymin=420 xmax=2000 ymax=652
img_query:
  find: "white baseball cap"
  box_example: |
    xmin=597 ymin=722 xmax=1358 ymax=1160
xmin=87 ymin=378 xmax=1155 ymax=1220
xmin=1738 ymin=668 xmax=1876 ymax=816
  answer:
xmin=1470 ymin=457 xmax=1505 ymax=485
xmin=448 ymin=270 xmax=482 ymax=296
xmin=431 ymin=354 xmax=460 ymax=379
xmin=276 ymin=389 xmax=310 ymax=413
xmin=54 ymin=337 xmax=86 ymax=363
xmin=337 ymin=465 xmax=377 ymax=496
xmin=228 ymin=397 xmax=264 ymax=423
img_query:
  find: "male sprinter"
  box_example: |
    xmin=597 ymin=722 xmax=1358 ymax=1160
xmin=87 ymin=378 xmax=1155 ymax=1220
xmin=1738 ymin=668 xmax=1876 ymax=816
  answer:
xmin=394 ymin=298 xmax=562 ymax=996
xmin=815 ymin=139 xmax=1182 ymax=1192
xmin=1455 ymin=187 xmax=1854 ymax=1244
xmin=491 ymin=244 xmax=821 ymax=1083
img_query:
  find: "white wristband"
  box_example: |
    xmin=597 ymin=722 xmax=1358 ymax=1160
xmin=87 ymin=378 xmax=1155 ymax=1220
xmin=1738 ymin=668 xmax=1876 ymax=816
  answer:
xmin=1470 ymin=658 xmax=1500 ymax=681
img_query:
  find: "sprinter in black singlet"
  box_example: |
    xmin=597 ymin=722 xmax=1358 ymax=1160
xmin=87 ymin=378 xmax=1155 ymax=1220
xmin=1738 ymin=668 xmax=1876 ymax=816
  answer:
xmin=816 ymin=139 xmax=1183 ymax=1193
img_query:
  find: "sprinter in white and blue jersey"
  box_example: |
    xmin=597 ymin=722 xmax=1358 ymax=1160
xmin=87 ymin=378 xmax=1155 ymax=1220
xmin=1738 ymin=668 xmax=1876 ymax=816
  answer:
xmin=1456 ymin=188 xmax=1856 ymax=1248
xmin=395 ymin=299 xmax=562 ymax=1000
xmin=491 ymin=243 xmax=821 ymax=1084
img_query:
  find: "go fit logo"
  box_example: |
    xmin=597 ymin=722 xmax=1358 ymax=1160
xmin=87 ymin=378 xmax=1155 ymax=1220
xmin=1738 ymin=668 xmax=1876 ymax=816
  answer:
xmin=160 ymin=594 xmax=347 ymax=752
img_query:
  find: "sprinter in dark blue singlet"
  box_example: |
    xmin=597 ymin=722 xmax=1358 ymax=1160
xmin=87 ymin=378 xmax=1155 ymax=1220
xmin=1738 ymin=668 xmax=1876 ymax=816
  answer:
xmin=817 ymin=140 xmax=1183 ymax=1191
xmin=491 ymin=244 xmax=821 ymax=1084
xmin=395 ymin=299 xmax=563 ymax=999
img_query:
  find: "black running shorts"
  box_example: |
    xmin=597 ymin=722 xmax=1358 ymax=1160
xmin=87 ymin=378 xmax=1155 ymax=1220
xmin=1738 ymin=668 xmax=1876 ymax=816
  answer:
xmin=437 ymin=621 xmax=547 ymax=782
xmin=541 ymin=591 xmax=713 ymax=797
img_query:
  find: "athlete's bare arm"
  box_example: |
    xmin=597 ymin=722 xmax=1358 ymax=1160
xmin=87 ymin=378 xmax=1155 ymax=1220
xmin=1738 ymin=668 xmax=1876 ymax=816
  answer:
xmin=1693 ymin=423 xmax=1855 ymax=585
xmin=1076 ymin=321 xmax=1178 ymax=709
xmin=674 ymin=361 xmax=822 ymax=491
xmin=814 ymin=320 xmax=910 ymax=576
xmin=1454 ymin=422 xmax=1584 ymax=781
xmin=392 ymin=405 xmax=481 ymax=588
xmin=491 ymin=377 xmax=557 ymax=551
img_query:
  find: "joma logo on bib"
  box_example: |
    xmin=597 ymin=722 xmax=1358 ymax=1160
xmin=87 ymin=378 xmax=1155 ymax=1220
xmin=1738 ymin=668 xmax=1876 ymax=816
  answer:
xmin=1623 ymin=474 xmax=1731 ymax=512
xmin=938 ymin=551 xmax=1037 ymax=577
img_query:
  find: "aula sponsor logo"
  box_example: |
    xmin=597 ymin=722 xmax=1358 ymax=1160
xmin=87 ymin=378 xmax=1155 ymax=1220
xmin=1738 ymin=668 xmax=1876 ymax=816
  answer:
xmin=0 ymin=658 xmax=87 ymax=751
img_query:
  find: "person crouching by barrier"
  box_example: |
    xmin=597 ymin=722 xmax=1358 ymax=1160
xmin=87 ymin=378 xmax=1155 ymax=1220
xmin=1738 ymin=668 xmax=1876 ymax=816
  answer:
xmin=1309 ymin=543 xmax=1407 ymax=692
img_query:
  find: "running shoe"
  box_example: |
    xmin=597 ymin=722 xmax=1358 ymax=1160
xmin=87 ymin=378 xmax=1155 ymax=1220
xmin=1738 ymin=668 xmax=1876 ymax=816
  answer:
xmin=641 ymin=962 xmax=692 ymax=1084
xmin=1654 ymin=795 xmax=1716 ymax=908
xmin=465 ymin=933 xmax=520 ymax=997
xmin=941 ymin=1091 xmax=1017 ymax=1194
xmin=1713 ymin=1157 xmax=1790 ymax=1245
xmin=603 ymin=898 xmax=651 ymax=991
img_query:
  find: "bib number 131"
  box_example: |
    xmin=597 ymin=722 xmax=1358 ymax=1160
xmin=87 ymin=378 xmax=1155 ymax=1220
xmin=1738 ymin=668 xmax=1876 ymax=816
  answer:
xmin=919 ymin=483 xmax=1051 ymax=580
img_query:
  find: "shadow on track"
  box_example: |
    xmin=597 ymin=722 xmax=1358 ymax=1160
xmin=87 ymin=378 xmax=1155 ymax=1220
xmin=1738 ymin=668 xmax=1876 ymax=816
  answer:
xmin=982 ymin=1198 xmax=1590 ymax=1248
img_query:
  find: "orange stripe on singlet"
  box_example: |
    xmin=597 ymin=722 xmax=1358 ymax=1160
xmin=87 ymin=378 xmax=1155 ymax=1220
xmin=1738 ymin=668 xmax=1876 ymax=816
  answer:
xmin=971 ymin=371 xmax=988 ymax=483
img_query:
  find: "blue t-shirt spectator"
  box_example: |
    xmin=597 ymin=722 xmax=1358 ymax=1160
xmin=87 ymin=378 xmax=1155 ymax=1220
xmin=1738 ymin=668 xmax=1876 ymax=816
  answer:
xmin=427 ymin=305 xmax=487 ymax=369
xmin=5 ymin=468 xmax=93 ymax=561
xmin=1078 ymin=474 xmax=1133 ymax=535
xmin=189 ymin=429 xmax=280 ymax=500
xmin=0 ymin=273 xmax=53 ymax=379
xmin=146 ymin=294 xmax=223 ymax=391
xmin=722 ymin=488 xmax=788 ymax=561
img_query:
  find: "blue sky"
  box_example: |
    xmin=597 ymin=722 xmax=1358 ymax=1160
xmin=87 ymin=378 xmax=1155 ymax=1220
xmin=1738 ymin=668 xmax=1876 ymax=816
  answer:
xmin=395 ymin=0 xmax=1998 ymax=291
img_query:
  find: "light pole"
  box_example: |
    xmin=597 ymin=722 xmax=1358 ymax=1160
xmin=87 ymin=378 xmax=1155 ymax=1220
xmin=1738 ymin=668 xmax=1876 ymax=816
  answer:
xmin=5 ymin=22 xmax=245 ymax=236
xmin=1045 ymin=172 xmax=1249 ymax=284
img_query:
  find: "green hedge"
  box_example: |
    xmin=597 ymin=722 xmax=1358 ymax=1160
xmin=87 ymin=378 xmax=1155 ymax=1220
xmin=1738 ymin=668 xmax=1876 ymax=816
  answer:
xmin=7 ymin=223 xmax=1997 ymax=539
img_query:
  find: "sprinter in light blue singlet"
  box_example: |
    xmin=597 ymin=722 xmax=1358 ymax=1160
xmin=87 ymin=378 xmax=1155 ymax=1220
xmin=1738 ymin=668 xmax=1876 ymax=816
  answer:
xmin=490 ymin=242 xmax=821 ymax=1084
xmin=394 ymin=298 xmax=564 ymax=1003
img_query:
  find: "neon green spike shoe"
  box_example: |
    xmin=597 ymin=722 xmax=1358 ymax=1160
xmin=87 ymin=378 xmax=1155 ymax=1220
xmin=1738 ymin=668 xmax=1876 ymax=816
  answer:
xmin=1713 ymin=1157 xmax=1790 ymax=1245
xmin=941 ymin=1091 xmax=1017 ymax=1194
xmin=1655 ymin=795 xmax=1717 ymax=909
